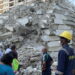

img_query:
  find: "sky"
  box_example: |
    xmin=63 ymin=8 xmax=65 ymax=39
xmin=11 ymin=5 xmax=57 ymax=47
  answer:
xmin=69 ymin=0 xmax=75 ymax=5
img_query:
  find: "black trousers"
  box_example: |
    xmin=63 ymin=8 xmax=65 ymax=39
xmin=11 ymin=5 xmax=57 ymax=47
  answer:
xmin=42 ymin=69 xmax=51 ymax=75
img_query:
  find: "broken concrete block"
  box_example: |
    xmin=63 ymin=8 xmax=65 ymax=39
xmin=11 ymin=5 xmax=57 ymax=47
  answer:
xmin=5 ymin=25 xmax=14 ymax=32
xmin=18 ymin=36 xmax=24 ymax=41
xmin=30 ymin=57 xmax=40 ymax=62
xmin=54 ymin=14 xmax=68 ymax=24
xmin=49 ymin=36 xmax=59 ymax=41
xmin=48 ymin=46 xmax=61 ymax=51
xmin=47 ymin=41 xmax=60 ymax=47
xmin=55 ymin=13 xmax=67 ymax=20
xmin=46 ymin=10 xmax=53 ymax=14
xmin=45 ymin=14 xmax=50 ymax=18
xmin=26 ymin=66 xmax=33 ymax=73
xmin=8 ymin=36 xmax=23 ymax=43
xmin=39 ymin=23 xmax=45 ymax=28
xmin=30 ymin=3 xmax=35 ymax=6
xmin=36 ymin=10 xmax=43 ymax=15
xmin=41 ymin=35 xmax=50 ymax=42
xmin=34 ymin=45 xmax=44 ymax=51
xmin=41 ymin=19 xmax=47 ymax=24
xmin=44 ymin=29 xmax=50 ymax=35
xmin=0 ymin=32 xmax=12 ymax=39
xmin=0 ymin=19 xmax=3 ymax=25
xmin=0 ymin=16 xmax=8 ymax=20
xmin=58 ymin=25 xmax=72 ymax=30
xmin=54 ymin=18 xmax=64 ymax=24
xmin=17 ymin=17 xmax=29 ymax=26
xmin=64 ymin=20 xmax=75 ymax=26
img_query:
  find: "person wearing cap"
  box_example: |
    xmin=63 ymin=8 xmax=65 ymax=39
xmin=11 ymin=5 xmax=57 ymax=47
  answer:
xmin=56 ymin=31 xmax=75 ymax=75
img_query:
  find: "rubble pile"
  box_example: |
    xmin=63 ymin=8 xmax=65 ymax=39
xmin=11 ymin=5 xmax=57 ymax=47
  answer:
xmin=0 ymin=0 xmax=75 ymax=75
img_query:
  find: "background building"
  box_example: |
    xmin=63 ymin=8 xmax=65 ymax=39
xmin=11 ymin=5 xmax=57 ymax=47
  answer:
xmin=0 ymin=0 xmax=25 ymax=14
xmin=0 ymin=0 xmax=3 ymax=13
xmin=0 ymin=0 xmax=48 ymax=14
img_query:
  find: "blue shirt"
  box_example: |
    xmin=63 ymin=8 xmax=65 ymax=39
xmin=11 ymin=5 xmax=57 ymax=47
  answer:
xmin=0 ymin=64 xmax=15 ymax=75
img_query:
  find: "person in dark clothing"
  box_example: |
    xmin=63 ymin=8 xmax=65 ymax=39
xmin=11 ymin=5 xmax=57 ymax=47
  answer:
xmin=11 ymin=45 xmax=18 ymax=59
xmin=1 ymin=53 xmax=14 ymax=66
xmin=0 ymin=53 xmax=15 ymax=75
xmin=41 ymin=48 xmax=53 ymax=75
xmin=56 ymin=31 xmax=75 ymax=75
xmin=10 ymin=45 xmax=20 ymax=72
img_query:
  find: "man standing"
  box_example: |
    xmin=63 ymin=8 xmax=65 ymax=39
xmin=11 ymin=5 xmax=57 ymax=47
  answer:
xmin=9 ymin=45 xmax=19 ymax=72
xmin=56 ymin=31 xmax=75 ymax=75
xmin=10 ymin=45 xmax=18 ymax=59
xmin=41 ymin=48 xmax=53 ymax=75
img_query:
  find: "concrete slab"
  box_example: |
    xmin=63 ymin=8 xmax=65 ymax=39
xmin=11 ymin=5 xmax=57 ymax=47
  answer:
xmin=47 ymin=41 xmax=60 ymax=47
xmin=5 ymin=25 xmax=14 ymax=32
xmin=41 ymin=35 xmax=51 ymax=42
xmin=17 ymin=17 xmax=29 ymax=26
xmin=58 ymin=25 xmax=72 ymax=30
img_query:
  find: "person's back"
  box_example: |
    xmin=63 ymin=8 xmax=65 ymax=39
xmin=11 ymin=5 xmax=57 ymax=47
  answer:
xmin=0 ymin=53 xmax=15 ymax=75
xmin=0 ymin=64 xmax=15 ymax=75
xmin=64 ymin=47 xmax=75 ymax=75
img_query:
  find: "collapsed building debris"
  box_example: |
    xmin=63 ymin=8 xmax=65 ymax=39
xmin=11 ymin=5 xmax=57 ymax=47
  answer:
xmin=0 ymin=0 xmax=75 ymax=75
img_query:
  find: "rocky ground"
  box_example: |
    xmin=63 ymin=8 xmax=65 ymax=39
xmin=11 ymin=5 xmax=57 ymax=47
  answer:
xmin=0 ymin=0 xmax=75 ymax=75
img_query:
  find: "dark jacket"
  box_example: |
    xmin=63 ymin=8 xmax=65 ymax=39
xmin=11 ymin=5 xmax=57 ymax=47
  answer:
xmin=56 ymin=44 xmax=75 ymax=75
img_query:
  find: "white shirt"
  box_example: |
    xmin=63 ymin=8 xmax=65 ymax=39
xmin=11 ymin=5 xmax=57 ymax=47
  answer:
xmin=5 ymin=48 xmax=12 ymax=54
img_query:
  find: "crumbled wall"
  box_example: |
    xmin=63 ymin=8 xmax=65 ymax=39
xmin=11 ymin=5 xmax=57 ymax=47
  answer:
xmin=0 ymin=0 xmax=75 ymax=75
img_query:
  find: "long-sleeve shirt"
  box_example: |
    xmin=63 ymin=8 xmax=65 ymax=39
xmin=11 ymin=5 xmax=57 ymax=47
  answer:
xmin=56 ymin=44 xmax=75 ymax=75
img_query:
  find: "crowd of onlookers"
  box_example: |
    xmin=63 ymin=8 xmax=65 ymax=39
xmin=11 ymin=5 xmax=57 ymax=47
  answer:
xmin=0 ymin=44 xmax=19 ymax=75
xmin=0 ymin=31 xmax=75 ymax=75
